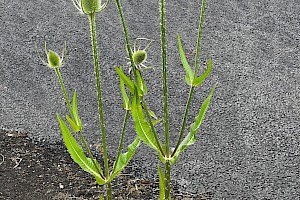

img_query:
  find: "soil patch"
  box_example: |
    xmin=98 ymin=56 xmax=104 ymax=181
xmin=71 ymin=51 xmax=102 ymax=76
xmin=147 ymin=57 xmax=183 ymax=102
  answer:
xmin=0 ymin=129 xmax=212 ymax=199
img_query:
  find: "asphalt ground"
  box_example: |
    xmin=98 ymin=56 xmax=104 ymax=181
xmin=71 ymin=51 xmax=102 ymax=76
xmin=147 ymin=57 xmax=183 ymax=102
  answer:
xmin=1 ymin=0 xmax=300 ymax=199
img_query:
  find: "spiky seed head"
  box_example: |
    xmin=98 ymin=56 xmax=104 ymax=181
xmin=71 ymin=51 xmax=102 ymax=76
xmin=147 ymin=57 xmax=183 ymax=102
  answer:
xmin=133 ymin=50 xmax=147 ymax=65
xmin=80 ymin=0 xmax=101 ymax=14
xmin=47 ymin=50 xmax=61 ymax=68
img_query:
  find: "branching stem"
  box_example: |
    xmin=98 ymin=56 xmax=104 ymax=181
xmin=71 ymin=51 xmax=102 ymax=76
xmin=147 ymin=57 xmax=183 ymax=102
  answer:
xmin=54 ymin=68 xmax=105 ymax=180
xmin=172 ymin=0 xmax=207 ymax=157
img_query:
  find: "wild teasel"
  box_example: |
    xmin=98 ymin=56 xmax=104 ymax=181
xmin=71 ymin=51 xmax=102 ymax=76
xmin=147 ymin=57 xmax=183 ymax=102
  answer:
xmin=35 ymin=41 xmax=67 ymax=69
xmin=71 ymin=0 xmax=110 ymax=15
xmin=128 ymin=38 xmax=153 ymax=72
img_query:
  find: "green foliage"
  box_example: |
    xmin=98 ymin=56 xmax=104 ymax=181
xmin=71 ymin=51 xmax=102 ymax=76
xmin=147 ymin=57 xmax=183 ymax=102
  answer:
xmin=177 ymin=34 xmax=194 ymax=85
xmin=192 ymin=58 xmax=212 ymax=87
xmin=116 ymin=67 xmax=134 ymax=94
xmin=170 ymin=84 xmax=216 ymax=165
xmin=131 ymin=88 xmax=160 ymax=152
xmin=119 ymin=75 xmax=130 ymax=110
xmin=57 ymin=114 xmax=105 ymax=184
xmin=109 ymin=137 xmax=141 ymax=182
xmin=66 ymin=90 xmax=82 ymax=132
xmin=135 ymin=70 xmax=148 ymax=96
xmin=37 ymin=0 xmax=215 ymax=199
xmin=71 ymin=90 xmax=82 ymax=127
xmin=177 ymin=34 xmax=212 ymax=87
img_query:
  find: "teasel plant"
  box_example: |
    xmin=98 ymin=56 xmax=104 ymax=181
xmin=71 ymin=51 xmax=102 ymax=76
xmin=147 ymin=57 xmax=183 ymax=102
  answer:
xmin=36 ymin=0 xmax=144 ymax=199
xmin=114 ymin=0 xmax=216 ymax=199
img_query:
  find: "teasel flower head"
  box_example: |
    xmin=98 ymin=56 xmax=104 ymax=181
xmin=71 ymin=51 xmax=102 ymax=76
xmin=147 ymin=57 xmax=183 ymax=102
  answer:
xmin=71 ymin=0 xmax=110 ymax=15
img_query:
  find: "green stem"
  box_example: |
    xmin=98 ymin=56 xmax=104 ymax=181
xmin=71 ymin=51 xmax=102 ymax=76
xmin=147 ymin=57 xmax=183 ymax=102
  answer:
xmin=88 ymin=13 xmax=111 ymax=200
xmin=78 ymin=131 xmax=106 ymax=179
xmin=160 ymin=0 xmax=172 ymax=199
xmin=54 ymin=68 xmax=73 ymax=118
xmin=112 ymin=106 xmax=130 ymax=173
xmin=114 ymin=0 xmax=134 ymax=68
xmin=171 ymin=86 xmax=194 ymax=157
xmin=140 ymin=97 xmax=165 ymax=157
xmin=194 ymin=0 xmax=206 ymax=77
xmin=171 ymin=0 xmax=207 ymax=157
xmin=165 ymin=161 xmax=171 ymax=199
xmin=106 ymin=183 xmax=112 ymax=200
xmin=54 ymin=68 xmax=105 ymax=179
xmin=160 ymin=0 xmax=170 ymax=157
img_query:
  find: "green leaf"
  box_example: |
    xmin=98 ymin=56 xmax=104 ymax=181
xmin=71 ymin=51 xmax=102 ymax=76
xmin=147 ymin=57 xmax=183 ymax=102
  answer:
xmin=148 ymin=109 xmax=158 ymax=120
xmin=152 ymin=119 xmax=162 ymax=126
xmin=148 ymin=109 xmax=161 ymax=125
xmin=57 ymin=114 xmax=105 ymax=184
xmin=158 ymin=165 xmax=165 ymax=200
xmin=99 ymin=195 xmax=104 ymax=200
xmin=177 ymin=34 xmax=194 ymax=85
xmin=108 ymin=138 xmax=141 ymax=182
xmin=120 ymin=77 xmax=130 ymax=110
xmin=116 ymin=67 xmax=134 ymax=94
xmin=170 ymin=84 xmax=216 ymax=165
xmin=72 ymin=90 xmax=82 ymax=129
xmin=131 ymin=88 xmax=159 ymax=152
xmin=193 ymin=58 xmax=213 ymax=87
xmin=66 ymin=115 xmax=81 ymax=133
xmin=135 ymin=70 xmax=148 ymax=96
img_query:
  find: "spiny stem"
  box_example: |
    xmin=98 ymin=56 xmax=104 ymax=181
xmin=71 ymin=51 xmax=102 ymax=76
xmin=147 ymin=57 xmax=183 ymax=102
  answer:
xmin=54 ymin=68 xmax=105 ymax=179
xmin=112 ymin=105 xmax=131 ymax=173
xmin=160 ymin=0 xmax=170 ymax=157
xmin=54 ymin=68 xmax=73 ymax=118
xmin=115 ymin=0 xmax=163 ymax=155
xmin=165 ymin=161 xmax=171 ymax=200
xmin=88 ymin=13 xmax=111 ymax=200
xmin=172 ymin=0 xmax=207 ymax=157
xmin=114 ymin=0 xmax=134 ymax=68
xmin=171 ymin=86 xmax=194 ymax=157
xmin=160 ymin=0 xmax=171 ymax=199
xmin=194 ymin=0 xmax=206 ymax=77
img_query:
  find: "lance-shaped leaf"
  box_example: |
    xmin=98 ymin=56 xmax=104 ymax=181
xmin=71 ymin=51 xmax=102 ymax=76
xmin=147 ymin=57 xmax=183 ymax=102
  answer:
xmin=57 ymin=114 xmax=105 ymax=184
xmin=193 ymin=58 xmax=213 ymax=87
xmin=108 ymin=137 xmax=141 ymax=182
xmin=66 ymin=90 xmax=82 ymax=133
xmin=66 ymin=115 xmax=81 ymax=133
xmin=120 ymin=77 xmax=130 ymax=110
xmin=177 ymin=34 xmax=194 ymax=85
xmin=146 ymin=108 xmax=161 ymax=125
xmin=131 ymin=87 xmax=160 ymax=152
xmin=72 ymin=90 xmax=82 ymax=128
xmin=116 ymin=67 xmax=134 ymax=94
xmin=135 ymin=70 xmax=148 ymax=96
xmin=170 ymin=84 xmax=216 ymax=165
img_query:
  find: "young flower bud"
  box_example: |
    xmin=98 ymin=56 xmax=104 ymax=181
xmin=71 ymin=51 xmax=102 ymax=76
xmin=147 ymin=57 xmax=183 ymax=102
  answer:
xmin=133 ymin=50 xmax=147 ymax=66
xmin=47 ymin=50 xmax=62 ymax=68
xmin=35 ymin=41 xmax=67 ymax=69
xmin=81 ymin=0 xmax=101 ymax=15
xmin=72 ymin=0 xmax=110 ymax=15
